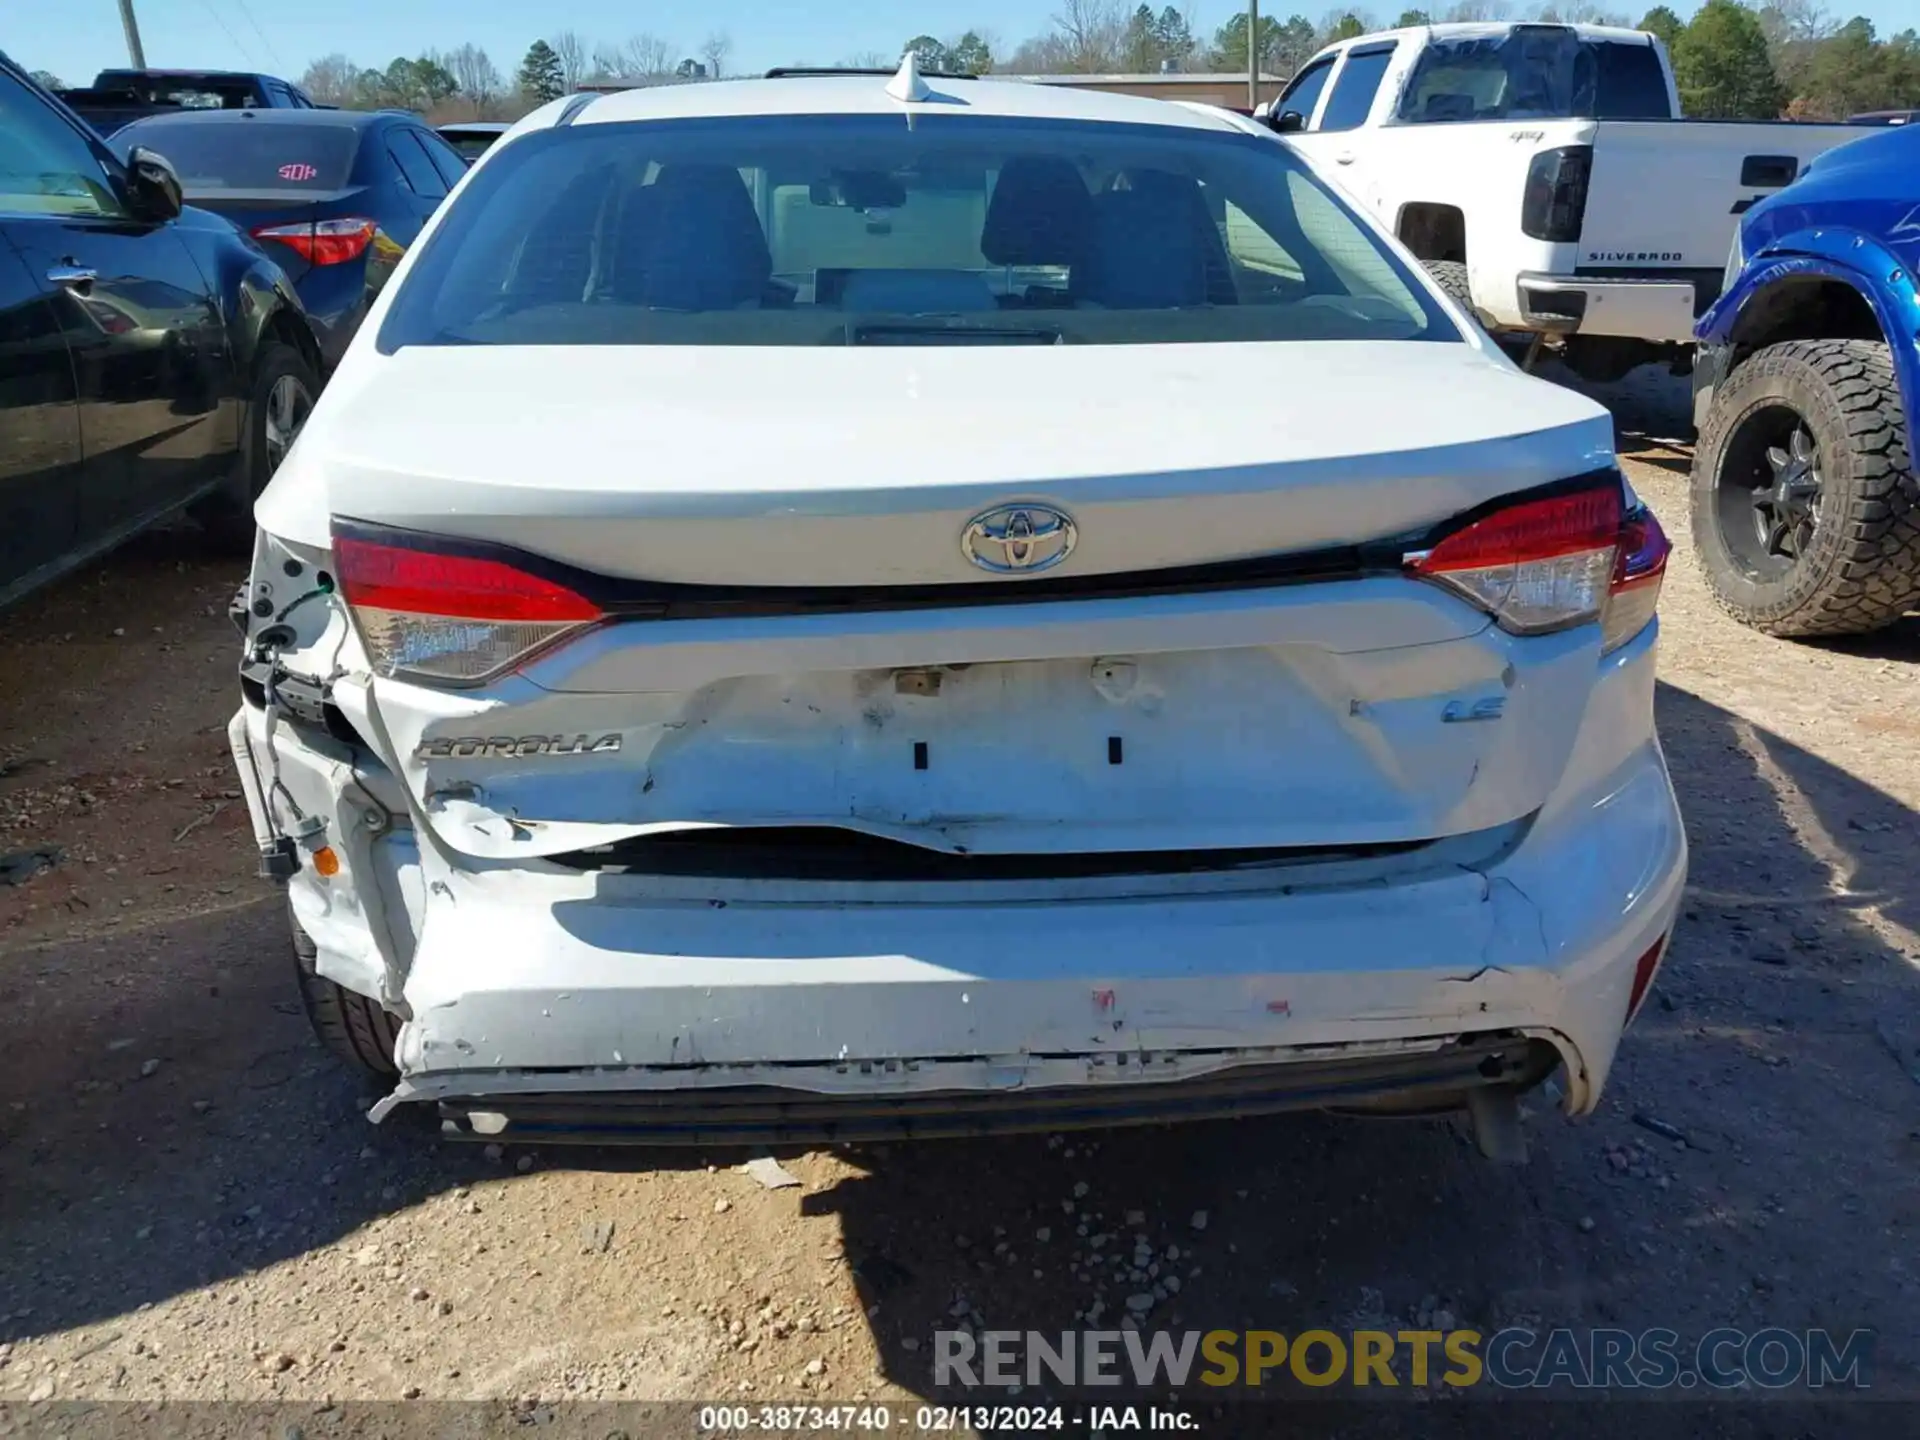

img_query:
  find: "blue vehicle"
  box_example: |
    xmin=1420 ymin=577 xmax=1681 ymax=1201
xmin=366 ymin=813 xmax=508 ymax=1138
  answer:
xmin=112 ymin=108 xmax=469 ymax=373
xmin=1690 ymin=124 xmax=1920 ymax=636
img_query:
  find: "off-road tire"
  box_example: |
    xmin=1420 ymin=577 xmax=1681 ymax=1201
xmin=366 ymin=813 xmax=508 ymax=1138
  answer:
xmin=290 ymin=898 xmax=401 ymax=1079
xmin=1690 ymin=338 xmax=1920 ymax=637
xmin=1422 ymin=259 xmax=1479 ymax=327
xmin=192 ymin=341 xmax=318 ymax=552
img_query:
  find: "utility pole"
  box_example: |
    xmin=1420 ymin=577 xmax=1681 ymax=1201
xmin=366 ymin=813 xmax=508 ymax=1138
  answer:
xmin=117 ymin=0 xmax=148 ymax=68
xmin=1247 ymin=0 xmax=1260 ymax=111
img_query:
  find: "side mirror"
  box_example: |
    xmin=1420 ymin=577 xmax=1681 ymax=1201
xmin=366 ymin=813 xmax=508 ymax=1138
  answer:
xmin=124 ymin=146 xmax=184 ymax=222
xmin=1270 ymin=110 xmax=1307 ymax=134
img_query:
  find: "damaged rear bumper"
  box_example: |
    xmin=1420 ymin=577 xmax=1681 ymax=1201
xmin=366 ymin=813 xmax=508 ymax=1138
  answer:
xmin=426 ymin=1034 xmax=1564 ymax=1145
xmin=236 ymin=629 xmax=1685 ymax=1140
xmin=363 ymin=742 xmax=1681 ymax=1132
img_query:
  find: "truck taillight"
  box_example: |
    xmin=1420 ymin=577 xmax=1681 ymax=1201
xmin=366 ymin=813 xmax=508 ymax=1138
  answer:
xmin=1406 ymin=482 xmax=1670 ymax=653
xmin=332 ymin=524 xmax=604 ymax=685
xmin=1521 ymin=145 xmax=1592 ymax=243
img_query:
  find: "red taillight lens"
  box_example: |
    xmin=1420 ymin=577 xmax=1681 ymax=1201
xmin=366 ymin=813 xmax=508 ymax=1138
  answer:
xmin=1624 ymin=935 xmax=1670 ymax=1025
xmin=333 ymin=529 xmax=604 ymax=684
xmin=1407 ymin=484 xmax=1623 ymax=635
xmin=252 ymin=217 xmax=377 ymax=266
xmin=1600 ymin=504 xmax=1671 ymax=655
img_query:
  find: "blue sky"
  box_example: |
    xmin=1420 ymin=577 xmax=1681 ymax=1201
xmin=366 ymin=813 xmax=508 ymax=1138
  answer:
xmin=12 ymin=1 xmax=1916 ymax=88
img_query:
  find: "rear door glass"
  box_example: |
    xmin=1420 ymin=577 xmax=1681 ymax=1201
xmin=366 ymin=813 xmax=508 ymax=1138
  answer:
xmin=108 ymin=120 xmax=357 ymax=191
xmin=416 ymin=129 xmax=471 ymax=189
xmin=1317 ymin=46 xmax=1396 ymax=131
xmin=388 ymin=132 xmax=448 ymax=198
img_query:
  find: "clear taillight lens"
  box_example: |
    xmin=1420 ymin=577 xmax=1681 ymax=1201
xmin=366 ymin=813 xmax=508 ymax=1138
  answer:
xmin=332 ymin=526 xmax=603 ymax=684
xmin=1407 ymin=484 xmax=1623 ymax=635
xmin=1407 ymin=482 xmax=1670 ymax=654
xmin=1600 ymin=504 xmax=1671 ymax=655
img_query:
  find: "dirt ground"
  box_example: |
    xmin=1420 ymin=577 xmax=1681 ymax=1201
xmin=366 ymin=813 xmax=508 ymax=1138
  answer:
xmin=2 ymin=369 xmax=1918 ymax=1434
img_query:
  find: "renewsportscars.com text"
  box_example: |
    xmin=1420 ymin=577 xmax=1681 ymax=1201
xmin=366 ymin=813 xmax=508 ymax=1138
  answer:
xmin=934 ymin=1326 xmax=1876 ymax=1391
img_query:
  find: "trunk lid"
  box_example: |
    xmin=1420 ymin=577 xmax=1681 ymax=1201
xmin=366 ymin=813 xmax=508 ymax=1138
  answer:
xmin=280 ymin=341 xmax=1619 ymax=863
xmin=273 ymin=341 xmax=1612 ymax=585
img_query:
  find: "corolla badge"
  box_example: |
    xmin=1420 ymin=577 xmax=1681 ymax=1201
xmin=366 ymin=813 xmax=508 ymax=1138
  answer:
xmin=961 ymin=504 xmax=1077 ymax=574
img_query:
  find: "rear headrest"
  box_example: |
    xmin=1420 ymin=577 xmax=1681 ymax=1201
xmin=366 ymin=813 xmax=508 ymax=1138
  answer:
xmin=980 ymin=157 xmax=1093 ymax=268
xmin=510 ymin=165 xmax=613 ymax=305
xmin=640 ymin=165 xmax=773 ymax=311
xmin=1075 ymin=171 xmax=1236 ymax=310
xmin=1422 ymin=92 xmax=1476 ymax=122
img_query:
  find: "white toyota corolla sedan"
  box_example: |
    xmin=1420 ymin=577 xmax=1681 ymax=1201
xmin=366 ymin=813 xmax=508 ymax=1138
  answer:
xmin=228 ymin=61 xmax=1685 ymax=1156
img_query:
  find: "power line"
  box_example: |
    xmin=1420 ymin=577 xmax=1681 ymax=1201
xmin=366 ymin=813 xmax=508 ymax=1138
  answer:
xmin=227 ymin=0 xmax=285 ymax=69
xmin=195 ymin=0 xmax=259 ymax=67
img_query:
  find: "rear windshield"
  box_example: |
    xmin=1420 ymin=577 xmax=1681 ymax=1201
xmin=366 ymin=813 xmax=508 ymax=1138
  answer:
xmin=116 ymin=121 xmax=358 ymax=192
xmin=442 ymin=130 xmax=503 ymax=161
xmin=1395 ymin=28 xmax=1671 ymax=123
xmin=94 ymin=73 xmax=265 ymax=109
xmin=377 ymin=113 xmax=1452 ymax=349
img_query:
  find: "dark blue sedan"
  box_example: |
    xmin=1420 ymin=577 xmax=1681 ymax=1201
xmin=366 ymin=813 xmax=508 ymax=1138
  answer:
xmin=114 ymin=108 xmax=470 ymax=372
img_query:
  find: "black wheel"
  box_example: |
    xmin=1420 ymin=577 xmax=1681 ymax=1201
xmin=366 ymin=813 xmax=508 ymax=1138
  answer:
xmin=1422 ymin=259 xmax=1479 ymax=327
xmin=192 ymin=340 xmax=317 ymax=550
xmin=290 ymin=897 xmax=401 ymax=1080
xmin=1690 ymin=338 xmax=1920 ymax=637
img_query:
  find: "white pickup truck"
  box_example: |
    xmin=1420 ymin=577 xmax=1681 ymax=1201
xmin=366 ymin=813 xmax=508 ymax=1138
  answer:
xmin=1266 ymin=21 xmax=1868 ymax=379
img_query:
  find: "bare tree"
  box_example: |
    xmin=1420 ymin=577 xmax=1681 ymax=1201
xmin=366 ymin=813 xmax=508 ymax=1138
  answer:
xmin=1051 ymin=0 xmax=1129 ymax=72
xmin=839 ymin=50 xmax=892 ymax=68
xmin=1003 ymin=33 xmax=1078 ymax=73
xmin=298 ymin=52 xmax=361 ymax=107
xmin=700 ymin=32 xmax=734 ymax=80
xmin=625 ymin=33 xmax=675 ymax=78
xmin=587 ymin=34 xmax=676 ymax=84
xmin=550 ymin=30 xmax=589 ymax=92
xmin=444 ymin=43 xmax=504 ymax=116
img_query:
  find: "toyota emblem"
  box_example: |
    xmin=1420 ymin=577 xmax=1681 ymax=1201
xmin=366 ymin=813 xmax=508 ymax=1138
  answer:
xmin=960 ymin=504 xmax=1077 ymax=574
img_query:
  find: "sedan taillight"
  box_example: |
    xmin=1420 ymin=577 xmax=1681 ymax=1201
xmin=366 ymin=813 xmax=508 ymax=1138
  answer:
xmin=252 ymin=217 xmax=377 ymax=266
xmin=1600 ymin=503 xmax=1671 ymax=655
xmin=332 ymin=526 xmax=604 ymax=685
xmin=1406 ymin=481 xmax=1670 ymax=652
xmin=1406 ymin=484 xmax=1624 ymax=636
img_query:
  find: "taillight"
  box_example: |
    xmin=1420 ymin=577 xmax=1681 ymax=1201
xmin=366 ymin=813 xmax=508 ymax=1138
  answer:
xmin=1624 ymin=935 xmax=1670 ymax=1025
xmin=332 ymin=526 xmax=604 ymax=684
xmin=1600 ymin=503 xmax=1670 ymax=655
xmin=1406 ymin=483 xmax=1623 ymax=635
xmin=1521 ymin=145 xmax=1591 ymax=243
xmin=252 ymin=217 xmax=377 ymax=266
xmin=1407 ymin=483 xmax=1670 ymax=651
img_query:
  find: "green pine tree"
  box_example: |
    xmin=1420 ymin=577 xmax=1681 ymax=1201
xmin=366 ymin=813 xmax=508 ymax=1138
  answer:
xmin=517 ymin=40 xmax=565 ymax=102
xmin=1638 ymin=6 xmax=1685 ymax=50
xmin=1672 ymin=0 xmax=1787 ymax=117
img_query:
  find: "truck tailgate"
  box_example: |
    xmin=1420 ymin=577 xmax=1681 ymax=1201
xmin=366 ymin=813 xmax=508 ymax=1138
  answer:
xmin=1580 ymin=121 xmax=1867 ymax=285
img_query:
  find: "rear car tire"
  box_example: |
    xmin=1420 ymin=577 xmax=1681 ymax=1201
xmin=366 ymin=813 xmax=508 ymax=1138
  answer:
xmin=1422 ymin=260 xmax=1479 ymax=328
xmin=290 ymin=898 xmax=401 ymax=1080
xmin=1689 ymin=338 xmax=1920 ymax=637
xmin=193 ymin=340 xmax=318 ymax=551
